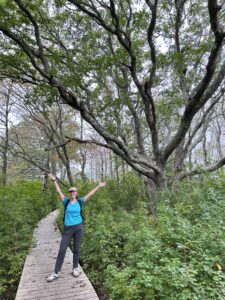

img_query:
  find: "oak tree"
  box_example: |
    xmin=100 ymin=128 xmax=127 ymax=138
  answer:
xmin=0 ymin=1 xmax=225 ymax=207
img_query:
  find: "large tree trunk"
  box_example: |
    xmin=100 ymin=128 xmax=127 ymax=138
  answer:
xmin=144 ymin=168 xmax=167 ymax=215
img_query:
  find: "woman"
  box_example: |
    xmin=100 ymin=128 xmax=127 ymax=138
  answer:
xmin=47 ymin=173 xmax=106 ymax=282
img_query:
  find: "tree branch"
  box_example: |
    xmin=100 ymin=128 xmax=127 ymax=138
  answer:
xmin=45 ymin=135 xmax=161 ymax=178
xmin=183 ymin=92 xmax=222 ymax=157
xmin=0 ymin=27 xmax=49 ymax=79
xmin=178 ymin=156 xmax=225 ymax=180
xmin=163 ymin=0 xmax=225 ymax=162
xmin=174 ymin=0 xmax=189 ymax=101
xmin=68 ymin=0 xmax=160 ymax=162
xmin=208 ymin=0 xmax=224 ymax=43
xmin=14 ymin=0 xmax=50 ymax=74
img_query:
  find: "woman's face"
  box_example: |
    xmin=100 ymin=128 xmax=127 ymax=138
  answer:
xmin=69 ymin=190 xmax=77 ymax=199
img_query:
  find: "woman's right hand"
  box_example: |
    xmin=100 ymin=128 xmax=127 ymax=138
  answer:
xmin=48 ymin=173 xmax=56 ymax=181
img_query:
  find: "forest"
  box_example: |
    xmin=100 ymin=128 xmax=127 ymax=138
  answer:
xmin=0 ymin=0 xmax=225 ymax=299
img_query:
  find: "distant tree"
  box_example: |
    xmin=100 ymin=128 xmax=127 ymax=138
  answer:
xmin=0 ymin=81 xmax=14 ymax=185
xmin=10 ymin=87 xmax=81 ymax=185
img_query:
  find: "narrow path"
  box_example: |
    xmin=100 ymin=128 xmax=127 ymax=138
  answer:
xmin=16 ymin=210 xmax=99 ymax=300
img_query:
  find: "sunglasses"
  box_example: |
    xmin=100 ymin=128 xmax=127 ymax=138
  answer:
xmin=69 ymin=190 xmax=77 ymax=193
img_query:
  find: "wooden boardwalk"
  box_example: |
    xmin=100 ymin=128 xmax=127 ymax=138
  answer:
xmin=16 ymin=210 xmax=99 ymax=300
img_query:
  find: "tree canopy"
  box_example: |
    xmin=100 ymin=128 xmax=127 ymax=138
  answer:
xmin=0 ymin=0 xmax=225 ymax=195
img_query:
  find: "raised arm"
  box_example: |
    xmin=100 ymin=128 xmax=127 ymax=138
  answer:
xmin=48 ymin=173 xmax=65 ymax=201
xmin=83 ymin=182 xmax=106 ymax=202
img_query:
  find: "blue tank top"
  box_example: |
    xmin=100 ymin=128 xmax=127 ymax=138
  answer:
xmin=63 ymin=197 xmax=84 ymax=226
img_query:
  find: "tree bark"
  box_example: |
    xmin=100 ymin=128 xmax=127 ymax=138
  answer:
xmin=0 ymin=81 xmax=12 ymax=186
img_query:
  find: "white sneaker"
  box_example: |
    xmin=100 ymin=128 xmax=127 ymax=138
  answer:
xmin=47 ymin=272 xmax=59 ymax=282
xmin=72 ymin=267 xmax=80 ymax=277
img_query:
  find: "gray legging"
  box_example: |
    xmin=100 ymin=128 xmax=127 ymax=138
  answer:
xmin=54 ymin=223 xmax=84 ymax=274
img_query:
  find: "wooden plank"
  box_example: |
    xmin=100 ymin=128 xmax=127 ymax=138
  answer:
xmin=16 ymin=210 xmax=99 ymax=300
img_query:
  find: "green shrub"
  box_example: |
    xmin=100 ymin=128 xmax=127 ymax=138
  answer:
xmin=0 ymin=179 xmax=53 ymax=298
xmin=80 ymin=174 xmax=225 ymax=299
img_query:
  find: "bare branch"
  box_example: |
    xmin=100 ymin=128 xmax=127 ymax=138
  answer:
xmin=178 ymin=157 xmax=225 ymax=180
xmin=183 ymin=92 xmax=222 ymax=156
